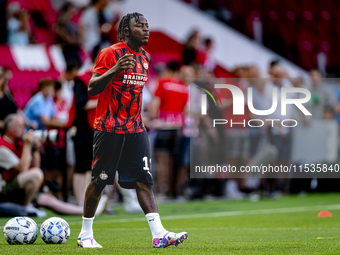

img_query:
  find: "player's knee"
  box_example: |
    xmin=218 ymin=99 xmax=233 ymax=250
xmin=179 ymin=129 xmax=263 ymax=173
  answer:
xmin=89 ymin=181 xmax=106 ymax=195
xmin=136 ymin=182 xmax=152 ymax=192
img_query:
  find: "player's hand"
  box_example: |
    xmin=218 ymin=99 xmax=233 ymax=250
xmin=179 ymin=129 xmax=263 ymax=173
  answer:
xmin=23 ymin=130 xmax=34 ymax=145
xmin=113 ymin=54 xmax=136 ymax=73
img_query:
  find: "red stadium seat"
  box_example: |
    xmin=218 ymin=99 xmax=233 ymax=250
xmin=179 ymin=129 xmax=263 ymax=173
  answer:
xmin=33 ymin=27 xmax=56 ymax=45
xmin=0 ymin=46 xmax=17 ymax=70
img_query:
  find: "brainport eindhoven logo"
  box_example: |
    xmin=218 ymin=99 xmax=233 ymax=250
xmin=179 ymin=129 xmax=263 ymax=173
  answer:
xmin=197 ymin=83 xmax=312 ymax=128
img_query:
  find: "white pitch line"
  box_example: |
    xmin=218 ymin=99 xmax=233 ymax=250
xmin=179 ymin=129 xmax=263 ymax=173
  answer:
xmin=66 ymin=203 xmax=340 ymax=226
xmin=1 ymin=204 xmax=340 ymax=229
xmin=94 ymin=227 xmax=340 ymax=231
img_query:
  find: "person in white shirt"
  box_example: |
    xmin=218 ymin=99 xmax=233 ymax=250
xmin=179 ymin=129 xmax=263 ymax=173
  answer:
xmin=60 ymin=61 xmax=80 ymax=110
xmin=79 ymin=0 xmax=109 ymax=55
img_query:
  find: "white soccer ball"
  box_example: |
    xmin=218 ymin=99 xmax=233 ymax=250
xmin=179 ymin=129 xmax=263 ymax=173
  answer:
xmin=26 ymin=217 xmax=39 ymax=244
xmin=40 ymin=217 xmax=70 ymax=244
xmin=3 ymin=217 xmax=38 ymax=245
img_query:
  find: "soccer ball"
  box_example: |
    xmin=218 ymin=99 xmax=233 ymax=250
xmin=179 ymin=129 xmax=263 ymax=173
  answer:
xmin=40 ymin=217 xmax=70 ymax=244
xmin=3 ymin=217 xmax=38 ymax=245
xmin=26 ymin=217 xmax=39 ymax=244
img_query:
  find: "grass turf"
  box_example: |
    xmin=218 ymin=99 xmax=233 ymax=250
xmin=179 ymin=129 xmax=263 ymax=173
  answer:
xmin=1 ymin=193 xmax=340 ymax=254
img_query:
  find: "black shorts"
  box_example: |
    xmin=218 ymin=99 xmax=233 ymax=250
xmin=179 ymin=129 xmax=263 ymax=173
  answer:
xmin=91 ymin=130 xmax=153 ymax=189
xmin=41 ymin=145 xmax=66 ymax=171
xmin=154 ymin=129 xmax=179 ymax=153
xmin=74 ymin=138 xmax=93 ymax=173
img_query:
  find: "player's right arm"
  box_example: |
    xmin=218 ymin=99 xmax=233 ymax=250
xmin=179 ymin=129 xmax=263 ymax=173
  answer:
xmin=88 ymin=54 xmax=136 ymax=96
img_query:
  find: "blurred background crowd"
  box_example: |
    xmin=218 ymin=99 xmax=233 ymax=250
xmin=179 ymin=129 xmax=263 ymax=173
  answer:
xmin=1 ymin=0 xmax=340 ymax=216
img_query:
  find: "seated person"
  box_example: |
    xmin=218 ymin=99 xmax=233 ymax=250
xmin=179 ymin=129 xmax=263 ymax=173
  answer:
xmin=0 ymin=114 xmax=93 ymax=216
xmin=24 ymin=79 xmax=66 ymax=130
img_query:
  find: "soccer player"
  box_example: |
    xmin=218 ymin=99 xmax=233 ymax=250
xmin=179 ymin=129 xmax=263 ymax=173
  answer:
xmin=77 ymin=12 xmax=188 ymax=248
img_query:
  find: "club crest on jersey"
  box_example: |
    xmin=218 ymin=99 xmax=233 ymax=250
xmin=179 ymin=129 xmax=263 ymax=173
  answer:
xmin=143 ymin=62 xmax=148 ymax=70
xmin=100 ymin=173 xmax=108 ymax=180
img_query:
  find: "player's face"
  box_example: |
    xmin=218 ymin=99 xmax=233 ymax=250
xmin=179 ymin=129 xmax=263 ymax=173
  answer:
xmin=129 ymin=16 xmax=149 ymax=46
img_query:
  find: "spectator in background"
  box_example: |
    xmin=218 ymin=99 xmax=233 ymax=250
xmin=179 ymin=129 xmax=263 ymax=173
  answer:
xmin=70 ymin=67 xmax=104 ymax=206
xmin=58 ymin=61 xmax=79 ymax=200
xmin=175 ymin=65 xmax=196 ymax=198
xmin=0 ymin=114 xmax=46 ymax=217
xmin=202 ymin=37 xmax=216 ymax=72
xmin=323 ymin=105 xmax=335 ymax=120
xmin=220 ymin=66 xmax=250 ymax=199
xmin=247 ymin=65 xmax=272 ymax=156
xmin=23 ymin=79 xmax=66 ymax=130
xmin=182 ymin=30 xmax=199 ymax=65
xmin=55 ymin=2 xmax=82 ymax=65
xmin=79 ymin=0 xmax=109 ymax=59
xmin=7 ymin=6 xmax=31 ymax=45
xmin=24 ymin=79 xmax=67 ymax=199
xmin=68 ymin=67 xmax=109 ymax=214
xmin=0 ymin=114 xmax=85 ymax=216
xmin=234 ymin=65 xmax=249 ymax=87
xmin=269 ymin=60 xmax=300 ymax=88
xmin=268 ymin=61 xmax=295 ymax=194
xmin=59 ymin=61 xmax=80 ymax=111
xmin=145 ymin=62 xmax=167 ymax=95
xmin=152 ymin=61 xmax=189 ymax=198
xmin=0 ymin=67 xmax=17 ymax=135
xmin=54 ymin=81 xmax=69 ymax=127
xmin=71 ymin=68 xmax=99 ymax=207
xmin=309 ymin=69 xmax=338 ymax=119
xmin=44 ymin=81 xmax=69 ymax=199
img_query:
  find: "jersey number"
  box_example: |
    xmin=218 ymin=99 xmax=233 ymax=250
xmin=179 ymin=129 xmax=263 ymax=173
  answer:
xmin=143 ymin=156 xmax=151 ymax=171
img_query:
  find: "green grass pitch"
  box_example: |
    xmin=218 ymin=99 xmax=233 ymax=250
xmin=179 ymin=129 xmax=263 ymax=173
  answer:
xmin=1 ymin=193 xmax=340 ymax=254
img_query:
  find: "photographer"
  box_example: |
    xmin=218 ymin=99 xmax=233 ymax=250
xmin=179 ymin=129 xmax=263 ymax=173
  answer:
xmin=0 ymin=114 xmax=44 ymax=216
xmin=0 ymin=114 xmax=84 ymax=215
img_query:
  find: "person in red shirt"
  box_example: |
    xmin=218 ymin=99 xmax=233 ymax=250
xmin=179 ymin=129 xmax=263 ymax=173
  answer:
xmin=0 ymin=115 xmax=43 ymax=208
xmin=154 ymin=61 xmax=189 ymax=129
xmin=152 ymin=61 xmax=189 ymax=197
xmin=77 ymin=13 xmax=188 ymax=249
xmin=0 ymin=114 xmax=84 ymax=216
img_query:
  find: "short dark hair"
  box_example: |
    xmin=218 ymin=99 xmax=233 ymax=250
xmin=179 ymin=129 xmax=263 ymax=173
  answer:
xmin=204 ymin=38 xmax=212 ymax=46
xmin=269 ymin=60 xmax=280 ymax=68
xmin=54 ymin=80 xmax=62 ymax=91
xmin=324 ymin=104 xmax=335 ymax=114
xmin=38 ymin=78 xmax=55 ymax=90
xmin=167 ymin=61 xmax=180 ymax=72
xmin=117 ymin=12 xmax=144 ymax=42
xmin=66 ymin=60 xmax=80 ymax=72
xmin=59 ymin=2 xmax=74 ymax=14
xmin=91 ymin=0 xmax=100 ymax=5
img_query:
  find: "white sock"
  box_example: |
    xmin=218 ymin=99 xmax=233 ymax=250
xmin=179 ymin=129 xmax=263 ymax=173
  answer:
xmin=80 ymin=216 xmax=95 ymax=236
xmin=145 ymin=213 xmax=166 ymax=237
